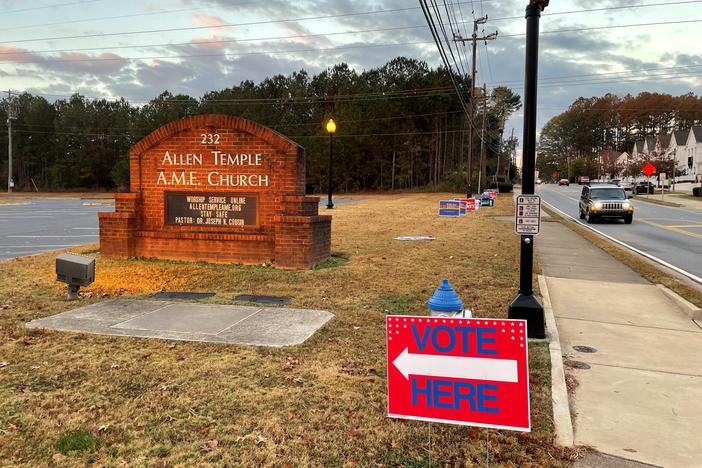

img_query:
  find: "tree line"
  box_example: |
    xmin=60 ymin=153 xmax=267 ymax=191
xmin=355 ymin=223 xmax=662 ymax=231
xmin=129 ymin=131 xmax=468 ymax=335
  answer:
xmin=0 ymin=57 xmax=520 ymax=193
xmin=537 ymin=92 xmax=702 ymax=181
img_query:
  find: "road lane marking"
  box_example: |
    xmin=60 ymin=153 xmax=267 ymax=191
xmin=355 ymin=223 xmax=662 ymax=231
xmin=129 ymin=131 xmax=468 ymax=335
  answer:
xmin=637 ymin=218 xmax=702 ymax=241
xmin=6 ymin=235 xmax=98 ymax=238
xmin=541 ymin=200 xmax=702 ymax=286
xmin=0 ymin=244 xmax=86 ymax=248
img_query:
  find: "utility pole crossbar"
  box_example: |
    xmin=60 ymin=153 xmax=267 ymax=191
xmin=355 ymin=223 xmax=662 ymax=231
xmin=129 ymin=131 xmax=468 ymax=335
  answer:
xmin=453 ymin=16 xmax=497 ymax=197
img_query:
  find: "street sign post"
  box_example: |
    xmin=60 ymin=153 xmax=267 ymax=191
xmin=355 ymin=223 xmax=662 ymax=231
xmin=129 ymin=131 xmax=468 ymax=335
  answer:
xmin=515 ymin=195 xmax=541 ymax=235
xmin=386 ymin=315 xmax=531 ymax=431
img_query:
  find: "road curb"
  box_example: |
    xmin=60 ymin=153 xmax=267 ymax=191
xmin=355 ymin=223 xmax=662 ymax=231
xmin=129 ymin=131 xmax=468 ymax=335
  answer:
xmin=538 ymin=274 xmax=574 ymax=447
xmin=655 ymin=284 xmax=702 ymax=321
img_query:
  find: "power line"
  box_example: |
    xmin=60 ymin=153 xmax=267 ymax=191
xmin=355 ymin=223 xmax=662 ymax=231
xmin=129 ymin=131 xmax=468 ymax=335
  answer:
xmin=0 ymin=26 xmax=433 ymax=56
xmin=419 ymin=0 xmax=470 ymax=116
xmin=499 ymin=18 xmax=702 ymax=38
xmin=489 ymin=0 xmax=702 ymax=22
xmin=12 ymin=66 xmax=701 ymax=106
xmin=3 ymin=4 xmax=237 ymax=32
xmin=3 ymin=17 xmax=701 ymax=60
xmin=12 ymin=127 xmax=473 ymax=139
xmin=0 ymin=39 xmax=436 ymax=65
xmin=0 ymin=2 xmax=475 ymax=45
xmin=5 ymin=0 xmax=698 ymax=48
xmin=4 ymin=0 xmax=104 ymax=15
xmin=11 ymin=110 xmax=466 ymax=131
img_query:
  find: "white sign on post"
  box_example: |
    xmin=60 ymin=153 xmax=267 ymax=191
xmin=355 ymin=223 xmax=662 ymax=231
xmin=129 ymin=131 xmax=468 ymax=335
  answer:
xmin=515 ymin=195 xmax=541 ymax=235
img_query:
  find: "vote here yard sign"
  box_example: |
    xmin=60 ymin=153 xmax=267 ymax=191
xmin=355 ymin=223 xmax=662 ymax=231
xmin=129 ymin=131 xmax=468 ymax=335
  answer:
xmin=386 ymin=315 xmax=530 ymax=431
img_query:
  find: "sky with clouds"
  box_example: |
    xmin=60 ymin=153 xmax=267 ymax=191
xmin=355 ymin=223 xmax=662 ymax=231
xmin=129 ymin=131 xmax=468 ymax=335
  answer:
xmin=0 ymin=0 xmax=700 ymax=143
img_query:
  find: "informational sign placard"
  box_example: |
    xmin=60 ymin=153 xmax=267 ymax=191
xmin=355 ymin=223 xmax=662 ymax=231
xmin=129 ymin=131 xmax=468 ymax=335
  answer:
xmin=386 ymin=315 xmax=531 ymax=431
xmin=515 ymin=195 xmax=540 ymax=235
xmin=439 ymin=200 xmax=462 ymax=217
xmin=165 ymin=192 xmax=258 ymax=227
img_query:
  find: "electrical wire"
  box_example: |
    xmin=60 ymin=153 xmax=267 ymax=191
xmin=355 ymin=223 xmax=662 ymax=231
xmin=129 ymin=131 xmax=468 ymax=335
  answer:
xmin=4 ymin=0 xmax=104 ymax=15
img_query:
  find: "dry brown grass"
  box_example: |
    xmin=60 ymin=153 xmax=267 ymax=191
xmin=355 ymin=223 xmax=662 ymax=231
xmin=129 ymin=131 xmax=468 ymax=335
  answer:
xmin=0 ymin=193 xmax=571 ymax=466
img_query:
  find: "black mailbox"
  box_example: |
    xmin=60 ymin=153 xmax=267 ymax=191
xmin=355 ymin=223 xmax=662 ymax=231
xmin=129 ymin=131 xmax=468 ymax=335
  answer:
xmin=56 ymin=253 xmax=95 ymax=299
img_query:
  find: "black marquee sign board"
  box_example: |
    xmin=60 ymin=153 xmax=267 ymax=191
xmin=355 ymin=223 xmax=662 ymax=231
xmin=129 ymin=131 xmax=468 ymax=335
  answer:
xmin=165 ymin=192 xmax=258 ymax=227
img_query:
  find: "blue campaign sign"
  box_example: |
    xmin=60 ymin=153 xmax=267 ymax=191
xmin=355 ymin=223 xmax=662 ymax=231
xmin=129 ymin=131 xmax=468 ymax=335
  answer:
xmin=439 ymin=200 xmax=461 ymax=217
xmin=452 ymin=199 xmax=467 ymax=216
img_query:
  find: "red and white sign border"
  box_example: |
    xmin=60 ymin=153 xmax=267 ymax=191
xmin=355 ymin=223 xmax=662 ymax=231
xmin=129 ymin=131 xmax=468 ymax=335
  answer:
xmin=386 ymin=315 xmax=531 ymax=432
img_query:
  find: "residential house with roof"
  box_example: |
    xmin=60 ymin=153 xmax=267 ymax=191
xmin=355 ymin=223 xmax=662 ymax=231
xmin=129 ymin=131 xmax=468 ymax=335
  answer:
xmin=669 ymin=130 xmax=690 ymax=176
xmin=632 ymin=140 xmax=645 ymax=161
xmin=655 ymin=133 xmax=672 ymax=157
xmin=642 ymin=136 xmax=657 ymax=157
xmin=685 ymin=126 xmax=702 ymax=180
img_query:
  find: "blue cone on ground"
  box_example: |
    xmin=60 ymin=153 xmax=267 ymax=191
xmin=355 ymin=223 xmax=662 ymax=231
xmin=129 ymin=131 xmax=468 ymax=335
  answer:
xmin=427 ymin=278 xmax=464 ymax=313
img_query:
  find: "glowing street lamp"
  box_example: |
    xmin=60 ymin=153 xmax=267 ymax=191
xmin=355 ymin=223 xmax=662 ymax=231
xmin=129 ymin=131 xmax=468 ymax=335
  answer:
xmin=325 ymin=118 xmax=336 ymax=209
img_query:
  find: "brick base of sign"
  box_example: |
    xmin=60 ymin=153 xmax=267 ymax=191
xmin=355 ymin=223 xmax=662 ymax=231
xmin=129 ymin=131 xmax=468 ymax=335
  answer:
xmin=99 ymin=194 xmax=331 ymax=268
xmin=98 ymin=115 xmax=332 ymax=269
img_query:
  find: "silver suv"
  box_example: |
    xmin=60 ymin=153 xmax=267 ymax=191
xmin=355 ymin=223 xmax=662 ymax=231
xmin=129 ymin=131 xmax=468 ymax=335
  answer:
xmin=578 ymin=185 xmax=634 ymax=224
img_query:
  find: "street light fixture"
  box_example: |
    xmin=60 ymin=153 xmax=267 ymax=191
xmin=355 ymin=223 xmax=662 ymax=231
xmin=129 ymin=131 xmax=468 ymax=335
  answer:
xmin=325 ymin=118 xmax=336 ymax=209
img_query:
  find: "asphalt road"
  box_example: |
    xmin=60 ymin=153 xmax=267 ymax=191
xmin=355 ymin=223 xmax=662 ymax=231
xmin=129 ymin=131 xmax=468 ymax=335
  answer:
xmin=537 ymin=183 xmax=702 ymax=283
xmin=0 ymin=199 xmax=112 ymax=260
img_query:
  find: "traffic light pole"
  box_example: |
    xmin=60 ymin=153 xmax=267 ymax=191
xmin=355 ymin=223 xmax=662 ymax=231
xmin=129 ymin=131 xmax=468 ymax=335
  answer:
xmin=508 ymin=0 xmax=548 ymax=339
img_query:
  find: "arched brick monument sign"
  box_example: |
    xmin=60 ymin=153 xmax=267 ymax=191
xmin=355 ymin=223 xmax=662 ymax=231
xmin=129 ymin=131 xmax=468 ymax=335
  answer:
xmin=98 ymin=114 xmax=331 ymax=269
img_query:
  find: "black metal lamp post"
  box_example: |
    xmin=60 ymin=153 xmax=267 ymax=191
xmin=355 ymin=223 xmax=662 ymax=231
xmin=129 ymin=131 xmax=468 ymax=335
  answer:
xmin=508 ymin=0 xmax=548 ymax=339
xmin=326 ymin=118 xmax=336 ymax=209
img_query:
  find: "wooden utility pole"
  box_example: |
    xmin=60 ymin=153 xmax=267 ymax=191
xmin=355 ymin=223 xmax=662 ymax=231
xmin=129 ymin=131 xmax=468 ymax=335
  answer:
xmin=479 ymin=83 xmax=488 ymax=193
xmin=453 ymin=17 xmax=497 ymax=196
xmin=6 ymin=90 xmax=17 ymax=193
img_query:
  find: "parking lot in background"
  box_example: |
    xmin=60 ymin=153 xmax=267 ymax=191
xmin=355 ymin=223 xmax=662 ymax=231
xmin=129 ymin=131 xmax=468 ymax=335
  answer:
xmin=0 ymin=199 xmax=112 ymax=260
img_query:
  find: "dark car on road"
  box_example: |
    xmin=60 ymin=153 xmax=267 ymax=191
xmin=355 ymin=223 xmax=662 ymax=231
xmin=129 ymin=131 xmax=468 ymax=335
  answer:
xmin=634 ymin=181 xmax=655 ymax=194
xmin=579 ymin=184 xmax=634 ymax=224
xmin=558 ymin=178 xmax=570 ymax=186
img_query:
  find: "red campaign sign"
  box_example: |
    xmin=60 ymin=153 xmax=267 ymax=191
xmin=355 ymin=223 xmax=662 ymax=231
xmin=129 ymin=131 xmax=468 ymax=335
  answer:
xmin=454 ymin=198 xmax=476 ymax=212
xmin=642 ymin=163 xmax=656 ymax=177
xmin=386 ymin=315 xmax=531 ymax=431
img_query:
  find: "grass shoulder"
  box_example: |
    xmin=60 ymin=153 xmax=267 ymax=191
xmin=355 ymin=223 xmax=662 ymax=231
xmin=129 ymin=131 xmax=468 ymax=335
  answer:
xmin=0 ymin=193 xmax=572 ymax=466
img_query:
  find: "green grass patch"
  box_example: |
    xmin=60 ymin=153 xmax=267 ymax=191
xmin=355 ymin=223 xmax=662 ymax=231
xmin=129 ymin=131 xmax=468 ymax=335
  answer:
xmin=313 ymin=251 xmax=350 ymax=269
xmin=54 ymin=429 xmax=100 ymax=454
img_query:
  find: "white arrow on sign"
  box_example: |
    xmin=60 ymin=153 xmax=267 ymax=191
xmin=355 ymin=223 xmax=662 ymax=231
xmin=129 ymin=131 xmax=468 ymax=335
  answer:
xmin=393 ymin=348 xmax=518 ymax=383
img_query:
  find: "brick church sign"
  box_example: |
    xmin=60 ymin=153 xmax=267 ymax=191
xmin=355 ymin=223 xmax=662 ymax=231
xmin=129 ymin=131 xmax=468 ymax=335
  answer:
xmin=98 ymin=114 xmax=331 ymax=268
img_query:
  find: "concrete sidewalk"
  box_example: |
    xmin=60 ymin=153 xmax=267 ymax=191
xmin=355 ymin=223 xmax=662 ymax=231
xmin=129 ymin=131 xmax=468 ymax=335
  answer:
xmin=536 ymin=217 xmax=702 ymax=467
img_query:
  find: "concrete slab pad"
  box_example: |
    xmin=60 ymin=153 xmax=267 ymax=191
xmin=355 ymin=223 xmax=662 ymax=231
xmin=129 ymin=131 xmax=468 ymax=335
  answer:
xmin=26 ymin=299 xmax=333 ymax=347
xmin=113 ymin=303 xmax=260 ymax=334
xmin=546 ymin=276 xmax=700 ymax=331
xmin=218 ymin=307 xmax=334 ymax=346
xmin=571 ymin=364 xmax=702 ymax=468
